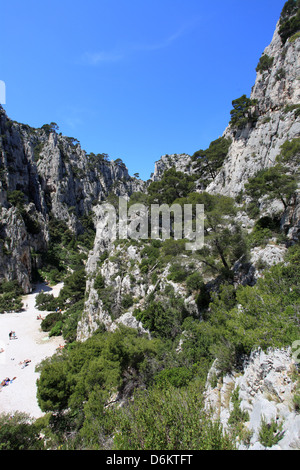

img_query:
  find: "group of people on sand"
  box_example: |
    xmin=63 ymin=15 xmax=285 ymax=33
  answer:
xmin=0 ymin=377 xmax=16 ymax=388
xmin=0 ymin=327 xmax=32 ymax=389
xmin=8 ymin=331 xmax=17 ymax=340
xmin=19 ymin=359 xmax=31 ymax=369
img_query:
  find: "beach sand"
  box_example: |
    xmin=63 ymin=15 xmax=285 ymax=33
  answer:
xmin=0 ymin=282 xmax=64 ymax=419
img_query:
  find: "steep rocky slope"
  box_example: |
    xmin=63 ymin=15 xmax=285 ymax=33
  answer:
xmin=205 ymin=348 xmax=300 ymax=450
xmin=77 ymin=6 xmax=300 ymax=340
xmin=207 ymin=19 xmax=300 ymax=197
xmin=152 ymin=17 xmax=300 ymax=199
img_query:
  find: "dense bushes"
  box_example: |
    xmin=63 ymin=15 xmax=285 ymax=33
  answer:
xmin=229 ymin=95 xmax=258 ymax=129
xmin=3 ymin=241 xmax=299 ymax=449
xmin=36 ymin=326 xmax=160 ymax=417
xmin=211 ymin=244 xmax=300 ymax=358
xmin=178 ymin=243 xmax=300 ymax=378
xmin=192 ymin=136 xmax=232 ymax=183
xmin=41 ymin=312 xmax=62 ymax=333
xmin=146 ymin=168 xmax=196 ymax=205
xmin=134 ymin=292 xmax=189 ymax=339
xmin=279 ymin=0 xmax=300 ymax=43
xmin=110 ymin=383 xmax=235 ymax=450
xmin=33 ymin=324 xmax=236 ymax=449
xmin=35 ymin=268 xmax=86 ymax=341
xmin=0 ymin=280 xmax=23 ymax=313
xmin=256 ymin=54 xmax=274 ymax=73
xmin=0 ymin=413 xmax=45 ymax=450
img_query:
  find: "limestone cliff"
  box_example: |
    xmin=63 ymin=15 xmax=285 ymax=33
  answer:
xmin=151 ymin=19 xmax=299 ymax=199
xmin=0 ymin=109 xmax=143 ymax=292
xmin=207 ymin=20 xmax=300 ymax=197
xmin=205 ymin=348 xmax=300 ymax=450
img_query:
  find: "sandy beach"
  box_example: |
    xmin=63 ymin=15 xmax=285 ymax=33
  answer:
xmin=0 ymin=282 xmax=65 ymax=419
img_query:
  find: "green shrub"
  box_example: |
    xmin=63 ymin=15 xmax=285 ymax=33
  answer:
xmin=49 ymin=320 xmax=63 ymax=337
xmin=229 ymin=95 xmax=258 ymax=129
xmin=289 ymin=31 xmax=300 ymax=41
xmin=35 ymin=292 xmax=59 ymax=311
xmin=211 ymin=341 xmax=237 ymax=376
xmin=62 ymin=299 xmax=84 ymax=343
xmin=94 ymin=273 xmax=105 ymax=291
xmin=0 ymin=291 xmax=23 ymax=313
xmin=121 ymin=294 xmax=134 ymax=310
xmin=154 ymin=367 xmax=194 ymax=388
xmin=256 ymin=54 xmax=274 ymax=73
xmin=228 ymin=387 xmax=249 ymax=427
xmin=186 ymin=272 xmax=203 ymax=293
xmin=247 ymin=226 xmax=273 ymax=248
xmin=167 ymin=263 xmax=189 ymax=283
xmin=7 ymin=189 xmax=25 ymax=208
xmin=41 ymin=312 xmax=63 ymax=332
xmin=0 ymin=280 xmax=23 ymax=313
xmin=279 ymin=0 xmax=300 ymax=43
xmin=258 ymin=417 xmax=285 ymax=447
xmin=134 ymin=295 xmax=188 ymax=339
xmin=276 ymin=137 xmax=300 ymax=167
xmin=110 ymin=383 xmax=236 ymax=450
xmin=0 ymin=413 xmax=44 ymax=450
xmin=161 ymin=238 xmax=186 ymax=257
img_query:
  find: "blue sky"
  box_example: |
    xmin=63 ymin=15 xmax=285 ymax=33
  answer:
xmin=1 ymin=0 xmax=285 ymax=180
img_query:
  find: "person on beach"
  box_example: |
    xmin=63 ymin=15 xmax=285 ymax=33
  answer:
xmin=1 ymin=378 xmax=10 ymax=387
xmin=19 ymin=359 xmax=31 ymax=368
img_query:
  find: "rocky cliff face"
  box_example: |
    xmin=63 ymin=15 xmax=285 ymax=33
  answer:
xmin=205 ymin=348 xmax=300 ymax=450
xmin=207 ymin=20 xmax=300 ymax=197
xmin=77 ymin=12 xmax=300 ymax=340
xmin=0 ymin=110 xmax=144 ymax=291
xmin=151 ymin=153 xmax=196 ymax=181
xmin=151 ymin=20 xmax=300 ymax=200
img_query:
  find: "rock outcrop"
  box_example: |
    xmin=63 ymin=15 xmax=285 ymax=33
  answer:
xmin=151 ymin=153 xmax=195 ymax=181
xmin=151 ymin=20 xmax=300 ymax=201
xmin=206 ymin=20 xmax=300 ymax=197
xmin=0 ymin=110 xmax=144 ymax=291
xmin=205 ymin=348 xmax=300 ymax=450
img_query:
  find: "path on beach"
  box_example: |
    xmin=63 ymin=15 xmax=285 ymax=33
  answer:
xmin=0 ymin=283 xmax=64 ymax=419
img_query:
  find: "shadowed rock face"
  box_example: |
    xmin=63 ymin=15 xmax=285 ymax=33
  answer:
xmin=0 ymin=110 xmax=144 ymax=292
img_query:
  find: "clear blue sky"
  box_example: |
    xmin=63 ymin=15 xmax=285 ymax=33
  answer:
xmin=1 ymin=0 xmax=285 ymax=180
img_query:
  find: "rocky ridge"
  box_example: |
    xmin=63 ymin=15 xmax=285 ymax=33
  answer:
xmin=207 ymin=19 xmax=300 ymax=197
xmin=0 ymin=112 xmax=144 ymax=291
xmin=151 ymin=20 xmax=300 ymax=200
